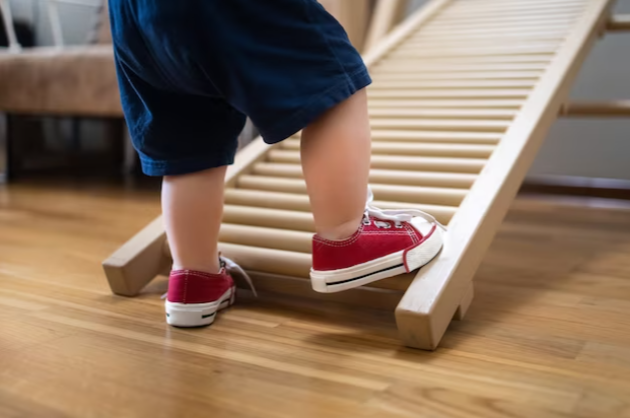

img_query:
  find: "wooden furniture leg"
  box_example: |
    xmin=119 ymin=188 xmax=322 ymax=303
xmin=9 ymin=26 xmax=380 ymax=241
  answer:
xmin=453 ymin=282 xmax=474 ymax=321
xmin=103 ymin=217 xmax=170 ymax=296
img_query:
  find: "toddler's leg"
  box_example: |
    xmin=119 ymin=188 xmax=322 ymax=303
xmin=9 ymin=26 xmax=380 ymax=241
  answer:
xmin=301 ymin=88 xmax=371 ymax=241
xmin=306 ymin=89 xmax=445 ymax=293
xmin=161 ymin=167 xmax=237 ymax=328
xmin=162 ymin=167 xmax=226 ymax=273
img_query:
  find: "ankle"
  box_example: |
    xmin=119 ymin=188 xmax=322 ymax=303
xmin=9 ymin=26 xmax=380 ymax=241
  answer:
xmin=316 ymin=217 xmax=362 ymax=241
xmin=172 ymin=262 xmax=220 ymax=275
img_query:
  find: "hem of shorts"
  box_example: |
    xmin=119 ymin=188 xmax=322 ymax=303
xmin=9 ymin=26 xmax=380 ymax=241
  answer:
xmin=139 ymin=154 xmax=236 ymax=176
xmin=260 ymin=67 xmax=372 ymax=145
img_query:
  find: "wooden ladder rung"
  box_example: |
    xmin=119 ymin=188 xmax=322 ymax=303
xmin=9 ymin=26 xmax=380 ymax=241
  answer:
xmin=223 ymin=204 xmax=315 ymax=232
xmin=267 ymin=150 xmax=486 ymax=173
xmin=370 ymin=71 xmax=543 ymax=82
xmin=368 ymin=119 xmax=509 ymax=133
xmin=224 ymin=188 xmax=457 ymax=223
xmin=373 ymin=63 xmax=550 ymax=73
xmin=251 ymin=163 xmax=479 ymax=189
xmin=367 ymin=99 xmax=523 ymax=110
xmin=366 ymin=130 xmax=504 ymax=143
xmin=367 ymin=90 xmax=531 ymax=100
xmin=237 ymin=176 xmax=469 ymax=207
xmin=281 ymin=139 xmax=496 ymax=158
xmin=607 ymin=15 xmax=630 ymax=32
xmin=369 ymin=80 xmax=536 ymax=90
xmin=561 ymin=100 xmax=630 ymax=117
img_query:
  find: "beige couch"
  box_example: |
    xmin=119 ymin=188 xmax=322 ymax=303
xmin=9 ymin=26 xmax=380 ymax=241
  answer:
xmin=0 ymin=3 xmax=122 ymax=181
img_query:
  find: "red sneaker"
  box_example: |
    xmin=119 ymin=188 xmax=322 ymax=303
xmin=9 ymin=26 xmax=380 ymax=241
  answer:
xmin=310 ymin=192 xmax=445 ymax=293
xmin=165 ymin=257 xmax=255 ymax=327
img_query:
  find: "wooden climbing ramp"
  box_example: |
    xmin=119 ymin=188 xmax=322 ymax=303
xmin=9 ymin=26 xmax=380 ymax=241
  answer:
xmin=103 ymin=0 xmax=619 ymax=349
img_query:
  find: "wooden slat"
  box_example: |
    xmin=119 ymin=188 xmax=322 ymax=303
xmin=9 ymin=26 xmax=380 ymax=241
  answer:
xmin=394 ymin=42 xmax=561 ymax=54
xmin=370 ymin=71 xmax=543 ymax=81
xmin=440 ymin=7 xmax=584 ymax=21
xmin=368 ymin=119 xmax=509 ymax=132
xmin=237 ymin=176 xmax=468 ymax=207
xmin=446 ymin=2 xmax=585 ymax=16
xmin=367 ymin=99 xmax=523 ymax=109
xmin=368 ymin=90 xmax=530 ymax=100
xmin=385 ymin=55 xmax=555 ymax=65
xmin=446 ymin=0 xmax=584 ymax=11
xmin=222 ymin=204 xmax=315 ymax=232
xmin=220 ymin=223 xmax=312 ymax=254
xmin=370 ymin=80 xmax=536 ymax=90
xmin=431 ymin=11 xmax=580 ymax=24
xmin=368 ymin=98 xmax=523 ymax=109
xmin=368 ymin=108 xmax=517 ymax=119
xmin=374 ymin=154 xmax=485 ymax=173
xmin=224 ymin=189 xmax=457 ymax=224
xmin=251 ymin=163 xmax=478 ymax=188
xmin=422 ymin=22 xmax=573 ymax=35
xmin=268 ymin=150 xmax=486 ymax=173
xmin=408 ymin=30 xmax=570 ymax=43
xmin=218 ymin=243 xmax=311 ymax=278
xmin=426 ymin=20 xmax=576 ymax=34
xmin=370 ymin=130 xmax=503 ymax=144
xmin=281 ymin=139 xmax=496 ymax=158
xmin=402 ymin=34 xmax=566 ymax=47
xmin=373 ymin=63 xmax=549 ymax=72
xmin=390 ymin=45 xmax=559 ymax=58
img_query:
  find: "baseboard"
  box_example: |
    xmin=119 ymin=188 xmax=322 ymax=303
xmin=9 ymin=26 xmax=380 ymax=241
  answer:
xmin=520 ymin=175 xmax=630 ymax=201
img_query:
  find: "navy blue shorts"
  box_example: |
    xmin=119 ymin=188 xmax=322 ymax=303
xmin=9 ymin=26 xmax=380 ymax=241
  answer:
xmin=108 ymin=0 xmax=372 ymax=176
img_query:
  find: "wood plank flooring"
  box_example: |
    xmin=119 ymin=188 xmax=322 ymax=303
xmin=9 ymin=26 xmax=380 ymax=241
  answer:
xmin=1 ymin=182 xmax=630 ymax=418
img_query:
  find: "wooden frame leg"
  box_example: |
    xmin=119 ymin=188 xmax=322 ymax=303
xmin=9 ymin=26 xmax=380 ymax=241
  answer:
xmin=103 ymin=217 xmax=170 ymax=296
xmin=453 ymin=282 xmax=474 ymax=321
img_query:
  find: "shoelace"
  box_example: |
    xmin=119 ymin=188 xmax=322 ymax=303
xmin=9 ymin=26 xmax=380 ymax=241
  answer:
xmin=161 ymin=256 xmax=257 ymax=299
xmin=363 ymin=188 xmax=447 ymax=231
xmin=221 ymin=256 xmax=258 ymax=297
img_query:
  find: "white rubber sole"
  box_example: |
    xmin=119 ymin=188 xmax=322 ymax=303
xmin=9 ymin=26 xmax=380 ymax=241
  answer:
xmin=165 ymin=287 xmax=235 ymax=327
xmin=310 ymin=228 xmax=444 ymax=293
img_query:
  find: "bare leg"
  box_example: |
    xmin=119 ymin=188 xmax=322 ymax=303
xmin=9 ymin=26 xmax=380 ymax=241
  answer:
xmin=301 ymin=88 xmax=371 ymax=240
xmin=162 ymin=166 xmax=226 ymax=273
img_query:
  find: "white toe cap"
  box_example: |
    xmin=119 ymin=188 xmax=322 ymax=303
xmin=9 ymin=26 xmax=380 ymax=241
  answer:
xmin=410 ymin=217 xmax=435 ymax=236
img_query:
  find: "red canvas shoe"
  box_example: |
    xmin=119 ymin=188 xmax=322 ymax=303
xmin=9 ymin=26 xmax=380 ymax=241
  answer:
xmin=165 ymin=257 xmax=256 ymax=327
xmin=310 ymin=191 xmax=445 ymax=293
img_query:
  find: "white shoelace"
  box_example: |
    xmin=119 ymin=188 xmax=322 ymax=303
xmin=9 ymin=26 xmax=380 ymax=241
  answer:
xmin=221 ymin=256 xmax=258 ymax=297
xmin=161 ymin=256 xmax=257 ymax=299
xmin=364 ymin=188 xmax=447 ymax=231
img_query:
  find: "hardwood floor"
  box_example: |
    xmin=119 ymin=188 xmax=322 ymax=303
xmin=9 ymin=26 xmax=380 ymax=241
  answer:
xmin=1 ymin=182 xmax=630 ymax=418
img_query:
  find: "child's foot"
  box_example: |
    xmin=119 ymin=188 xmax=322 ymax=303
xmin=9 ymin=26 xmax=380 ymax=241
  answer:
xmin=165 ymin=257 xmax=255 ymax=327
xmin=310 ymin=192 xmax=445 ymax=293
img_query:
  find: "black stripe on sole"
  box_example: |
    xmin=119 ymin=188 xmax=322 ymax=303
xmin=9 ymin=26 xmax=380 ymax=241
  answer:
xmin=327 ymin=263 xmax=404 ymax=286
xmin=201 ymin=312 xmax=217 ymax=319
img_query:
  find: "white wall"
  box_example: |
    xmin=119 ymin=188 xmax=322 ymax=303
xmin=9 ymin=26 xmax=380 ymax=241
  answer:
xmin=8 ymin=0 xmax=100 ymax=46
xmin=529 ymin=0 xmax=630 ymax=181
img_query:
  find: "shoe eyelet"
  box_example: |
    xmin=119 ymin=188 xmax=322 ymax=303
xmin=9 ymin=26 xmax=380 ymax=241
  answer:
xmin=375 ymin=221 xmax=391 ymax=229
xmin=362 ymin=218 xmax=371 ymax=226
xmin=395 ymin=223 xmax=403 ymax=229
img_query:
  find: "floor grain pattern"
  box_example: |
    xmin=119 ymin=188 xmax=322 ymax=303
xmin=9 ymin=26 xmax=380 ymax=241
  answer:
xmin=1 ymin=183 xmax=630 ymax=418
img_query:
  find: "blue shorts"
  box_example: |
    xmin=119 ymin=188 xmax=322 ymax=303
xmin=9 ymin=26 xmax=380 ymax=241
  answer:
xmin=108 ymin=0 xmax=372 ymax=176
